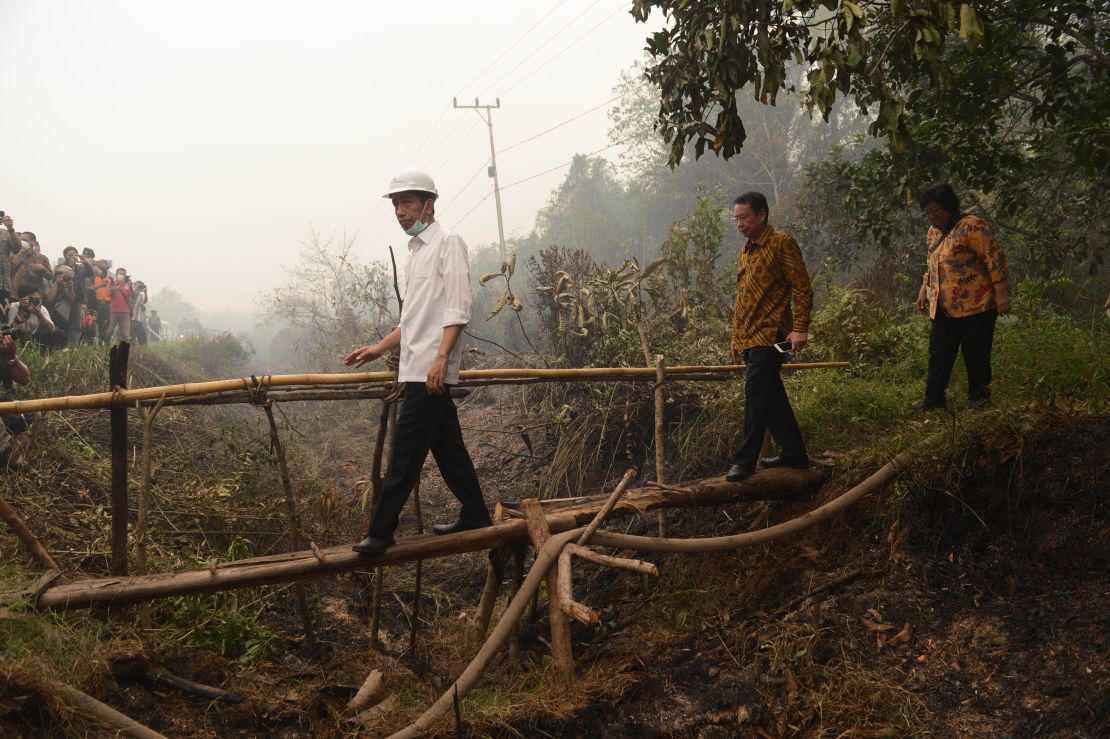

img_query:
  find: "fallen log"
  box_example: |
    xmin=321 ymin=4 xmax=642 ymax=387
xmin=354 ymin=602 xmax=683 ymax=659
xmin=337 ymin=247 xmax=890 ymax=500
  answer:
xmin=36 ymin=467 xmax=824 ymax=611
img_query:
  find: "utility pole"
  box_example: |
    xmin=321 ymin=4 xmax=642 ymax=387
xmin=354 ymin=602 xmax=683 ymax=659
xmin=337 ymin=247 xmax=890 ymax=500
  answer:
xmin=453 ymin=97 xmax=506 ymax=263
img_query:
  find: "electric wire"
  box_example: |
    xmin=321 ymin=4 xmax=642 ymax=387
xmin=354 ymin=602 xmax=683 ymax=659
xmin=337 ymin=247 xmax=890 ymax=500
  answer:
xmin=440 ymin=158 xmax=491 ymax=213
xmin=453 ymin=0 xmax=568 ymax=97
xmin=476 ymin=0 xmax=610 ymax=98
xmin=500 ymin=1 xmax=632 ymax=97
xmin=454 ymin=139 xmax=628 ymax=226
xmin=427 ymin=117 xmax=483 ymax=174
xmin=497 ymin=93 xmax=627 ymax=155
xmin=420 ymin=114 xmax=469 ymax=169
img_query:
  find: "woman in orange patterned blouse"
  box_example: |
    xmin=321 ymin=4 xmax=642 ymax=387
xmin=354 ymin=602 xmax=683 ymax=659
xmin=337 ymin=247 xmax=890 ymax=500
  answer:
xmin=914 ymin=183 xmax=1011 ymax=410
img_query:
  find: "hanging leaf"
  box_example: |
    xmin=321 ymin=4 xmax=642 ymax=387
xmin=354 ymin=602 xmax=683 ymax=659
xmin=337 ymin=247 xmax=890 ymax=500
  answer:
xmin=479 ymin=272 xmax=502 ymax=286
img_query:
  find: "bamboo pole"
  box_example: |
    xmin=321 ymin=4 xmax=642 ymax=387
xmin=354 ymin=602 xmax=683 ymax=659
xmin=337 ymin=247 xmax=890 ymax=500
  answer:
xmin=576 ymin=468 xmax=636 ymax=546
xmin=54 ymin=681 xmax=167 ymax=739
xmin=520 ymin=498 xmax=574 ymax=677
xmin=36 ymin=467 xmax=827 ymax=611
xmin=263 ymin=403 xmax=315 ymax=652
xmin=0 ymin=363 xmax=850 ymax=415
xmin=370 ymin=388 xmax=400 ymax=651
xmin=109 ymin=342 xmax=130 ymax=576
xmin=0 ymin=495 xmax=60 ymax=570
xmin=653 ymin=355 xmax=667 ymax=537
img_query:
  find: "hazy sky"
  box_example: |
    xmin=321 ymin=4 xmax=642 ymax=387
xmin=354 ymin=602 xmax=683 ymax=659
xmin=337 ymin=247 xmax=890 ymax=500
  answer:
xmin=1 ymin=0 xmax=659 ymax=316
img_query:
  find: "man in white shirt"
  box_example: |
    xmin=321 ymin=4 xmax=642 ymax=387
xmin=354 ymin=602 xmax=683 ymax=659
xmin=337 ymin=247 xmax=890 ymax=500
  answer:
xmin=344 ymin=169 xmax=492 ymax=555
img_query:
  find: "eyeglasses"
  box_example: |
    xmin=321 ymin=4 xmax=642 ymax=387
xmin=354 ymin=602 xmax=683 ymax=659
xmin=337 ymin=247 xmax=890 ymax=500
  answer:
xmin=733 ymin=213 xmax=753 ymax=224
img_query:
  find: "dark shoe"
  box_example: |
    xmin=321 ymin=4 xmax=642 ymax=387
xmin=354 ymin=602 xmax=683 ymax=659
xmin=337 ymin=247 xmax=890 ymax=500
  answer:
xmin=725 ymin=464 xmax=754 ymax=482
xmin=352 ymin=535 xmax=393 ymax=555
xmin=914 ymin=399 xmax=946 ymax=411
xmin=432 ymin=518 xmax=493 ymax=536
xmin=759 ymin=455 xmax=810 ymax=469
xmin=967 ymin=396 xmax=991 ymax=409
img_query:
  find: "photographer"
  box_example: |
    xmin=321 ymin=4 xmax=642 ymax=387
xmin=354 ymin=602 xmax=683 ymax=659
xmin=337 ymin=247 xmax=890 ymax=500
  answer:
xmin=130 ymin=280 xmax=149 ymax=345
xmin=11 ymin=231 xmax=52 ymax=295
xmin=45 ymin=264 xmax=79 ymax=346
xmin=0 ymin=332 xmax=33 ymax=468
xmin=106 ymin=267 xmax=132 ymax=342
xmin=8 ymin=284 xmax=64 ymax=349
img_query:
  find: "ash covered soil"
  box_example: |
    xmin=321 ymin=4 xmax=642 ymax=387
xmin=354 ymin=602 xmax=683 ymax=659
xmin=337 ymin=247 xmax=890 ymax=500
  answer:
xmin=6 ymin=407 xmax=1106 ymax=738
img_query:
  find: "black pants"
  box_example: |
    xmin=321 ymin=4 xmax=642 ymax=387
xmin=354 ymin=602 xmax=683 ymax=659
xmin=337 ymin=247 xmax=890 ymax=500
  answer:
xmin=732 ymin=346 xmax=807 ymax=469
xmin=367 ymin=382 xmax=490 ymax=540
xmin=925 ymin=309 xmax=997 ymax=404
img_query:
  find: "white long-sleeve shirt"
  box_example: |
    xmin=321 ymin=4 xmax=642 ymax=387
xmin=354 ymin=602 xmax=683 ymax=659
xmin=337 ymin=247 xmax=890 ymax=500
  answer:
xmin=398 ymin=220 xmax=472 ymax=384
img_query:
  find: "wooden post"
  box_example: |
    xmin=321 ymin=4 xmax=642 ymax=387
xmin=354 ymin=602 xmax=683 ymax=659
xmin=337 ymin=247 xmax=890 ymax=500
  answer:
xmin=0 ymin=495 xmax=60 ymax=570
xmin=509 ymin=544 xmax=525 ymax=663
xmin=520 ymin=498 xmax=573 ymax=677
xmin=654 ymin=355 xmax=667 ymax=537
xmin=134 ymin=394 xmax=166 ymax=629
xmin=370 ymin=394 xmax=399 ymax=651
xmin=109 ymin=342 xmax=130 ymax=576
xmin=263 ymin=404 xmax=315 ymax=651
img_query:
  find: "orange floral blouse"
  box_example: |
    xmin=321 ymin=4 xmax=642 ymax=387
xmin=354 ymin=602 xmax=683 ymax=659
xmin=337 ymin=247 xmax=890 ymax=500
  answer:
xmin=924 ymin=214 xmax=1008 ymax=319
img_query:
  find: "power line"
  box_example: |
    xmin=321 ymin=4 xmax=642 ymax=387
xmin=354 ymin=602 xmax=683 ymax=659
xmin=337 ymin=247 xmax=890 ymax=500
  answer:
xmin=441 ymin=158 xmax=491 ymax=213
xmin=476 ymin=0 xmax=610 ymax=98
xmin=454 ymin=139 xmax=628 ymax=226
xmin=453 ymin=0 xmax=568 ymax=97
xmin=408 ymin=104 xmax=451 ymax=164
xmin=501 ymin=2 xmax=632 ymax=97
xmin=420 ymin=114 xmax=469 ymax=169
xmin=497 ymin=94 xmax=627 ymax=155
xmin=427 ymin=117 xmax=483 ymax=174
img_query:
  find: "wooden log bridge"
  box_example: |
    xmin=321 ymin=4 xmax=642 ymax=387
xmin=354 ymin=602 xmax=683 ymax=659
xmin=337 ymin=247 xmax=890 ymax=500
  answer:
xmin=35 ymin=467 xmax=822 ymax=611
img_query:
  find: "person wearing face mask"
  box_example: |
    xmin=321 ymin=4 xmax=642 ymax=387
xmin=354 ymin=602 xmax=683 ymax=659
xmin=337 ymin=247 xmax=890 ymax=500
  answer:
xmin=344 ymin=169 xmax=493 ymax=555
xmin=106 ymin=268 xmax=133 ymax=343
xmin=11 ymin=231 xmax=52 ymax=295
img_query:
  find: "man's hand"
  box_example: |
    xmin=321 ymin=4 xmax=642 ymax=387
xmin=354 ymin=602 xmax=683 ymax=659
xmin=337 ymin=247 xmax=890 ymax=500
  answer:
xmin=426 ymin=354 xmax=448 ymax=395
xmin=788 ymin=331 xmax=808 ymax=352
xmin=1 ymin=215 xmax=13 ymax=232
xmin=916 ymin=284 xmax=929 ymax=314
xmin=0 ymin=334 xmax=16 ymax=361
xmin=343 ymin=344 xmax=382 ymax=368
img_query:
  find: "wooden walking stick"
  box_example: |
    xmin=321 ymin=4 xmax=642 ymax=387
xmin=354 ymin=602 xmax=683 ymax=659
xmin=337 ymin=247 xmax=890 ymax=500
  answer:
xmin=109 ymin=342 xmax=130 ymax=576
xmin=654 ymin=355 xmax=668 ymax=537
xmin=408 ymin=477 xmax=423 ymax=654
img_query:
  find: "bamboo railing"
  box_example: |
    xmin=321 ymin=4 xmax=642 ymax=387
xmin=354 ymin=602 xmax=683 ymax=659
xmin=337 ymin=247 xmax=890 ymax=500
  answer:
xmin=0 ymin=362 xmax=848 ymax=415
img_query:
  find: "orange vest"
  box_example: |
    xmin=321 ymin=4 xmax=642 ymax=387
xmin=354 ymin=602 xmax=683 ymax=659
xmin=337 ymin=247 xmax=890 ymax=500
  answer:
xmin=94 ymin=275 xmax=112 ymax=301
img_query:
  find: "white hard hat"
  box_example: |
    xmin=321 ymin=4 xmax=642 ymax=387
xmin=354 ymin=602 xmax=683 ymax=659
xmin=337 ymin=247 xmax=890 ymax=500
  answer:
xmin=382 ymin=168 xmax=438 ymax=199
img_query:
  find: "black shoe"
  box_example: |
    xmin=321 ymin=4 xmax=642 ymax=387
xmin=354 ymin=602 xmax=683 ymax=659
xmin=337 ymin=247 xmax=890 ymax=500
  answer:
xmin=914 ymin=399 xmax=946 ymax=411
xmin=759 ymin=455 xmax=810 ymax=469
xmin=352 ymin=535 xmax=393 ymax=555
xmin=725 ymin=464 xmax=754 ymax=482
xmin=967 ymin=396 xmax=991 ymax=409
xmin=432 ymin=518 xmax=493 ymax=536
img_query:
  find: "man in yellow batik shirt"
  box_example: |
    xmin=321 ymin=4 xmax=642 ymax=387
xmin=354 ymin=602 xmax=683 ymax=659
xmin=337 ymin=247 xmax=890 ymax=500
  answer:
xmin=726 ymin=192 xmax=814 ymax=482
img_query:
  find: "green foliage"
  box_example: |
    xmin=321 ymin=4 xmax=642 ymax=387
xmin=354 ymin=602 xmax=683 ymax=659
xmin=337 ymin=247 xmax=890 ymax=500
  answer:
xmin=158 ymin=593 xmax=281 ymax=667
xmin=654 ymin=189 xmax=731 ymax=323
xmin=631 ymin=0 xmax=1107 ymax=173
xmin=809 ymin=286 xmax=927 ymax=367
xmin=146 ymin=333 xmax=254 ymax=379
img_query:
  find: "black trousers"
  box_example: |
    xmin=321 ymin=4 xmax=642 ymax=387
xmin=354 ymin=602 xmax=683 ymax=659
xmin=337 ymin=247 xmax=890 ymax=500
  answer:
xmin=367 ymin=382 xmax=490 ymax=540
xmin=732 ymin=346 xmax=807 ymax=469
xmin=925 ymin=309 xmax=997 ymax=404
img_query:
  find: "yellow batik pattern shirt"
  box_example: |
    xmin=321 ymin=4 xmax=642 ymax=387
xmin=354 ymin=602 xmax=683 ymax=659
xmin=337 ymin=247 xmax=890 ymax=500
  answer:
xmin=732 ymin=225 xmax=813 ymax=351
xmin=924 ymin=215 xmax=1008 ymax=319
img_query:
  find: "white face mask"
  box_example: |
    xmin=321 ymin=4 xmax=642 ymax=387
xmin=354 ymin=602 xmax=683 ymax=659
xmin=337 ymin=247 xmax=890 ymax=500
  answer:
xmin=20 ymin=240 xmax=30 ymax=249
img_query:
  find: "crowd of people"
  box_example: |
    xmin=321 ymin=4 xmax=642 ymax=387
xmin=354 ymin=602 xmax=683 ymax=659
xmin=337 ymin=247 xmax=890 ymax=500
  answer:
xmin=0 ymin=209 xmax=162 ymax=467
xmin=0 ymin=211 xmax=163 ymax=349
